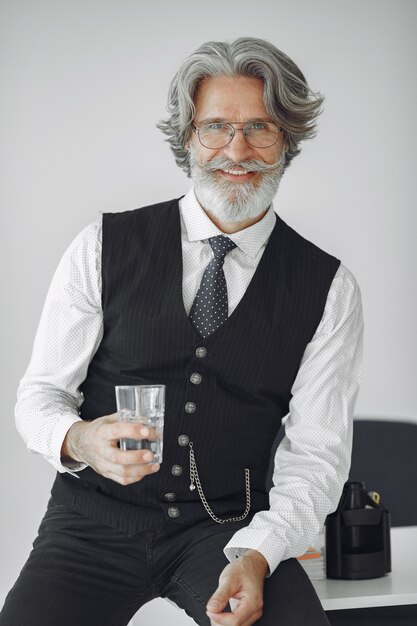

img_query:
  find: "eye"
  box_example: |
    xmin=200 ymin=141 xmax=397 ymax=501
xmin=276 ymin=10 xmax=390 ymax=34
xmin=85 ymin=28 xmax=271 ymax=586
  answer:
xmin=246 ymin=122 xmax=269 ymax=131
xmin=204 ymin=123 xmax=227 ymax=132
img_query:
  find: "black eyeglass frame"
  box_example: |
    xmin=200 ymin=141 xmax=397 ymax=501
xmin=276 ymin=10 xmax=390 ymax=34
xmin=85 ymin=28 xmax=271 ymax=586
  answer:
xmin=191 ymin=121 xmax=284 ymax=149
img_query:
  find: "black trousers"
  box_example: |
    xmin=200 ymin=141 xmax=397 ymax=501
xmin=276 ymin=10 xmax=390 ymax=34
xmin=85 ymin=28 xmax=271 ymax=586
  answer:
xmin=0 ymin=499 xmax=329 ymax=626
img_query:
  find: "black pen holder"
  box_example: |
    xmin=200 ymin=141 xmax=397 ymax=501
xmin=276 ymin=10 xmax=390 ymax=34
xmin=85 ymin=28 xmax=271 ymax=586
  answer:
xmin=326 ymin=481 xmax=391 ymax=580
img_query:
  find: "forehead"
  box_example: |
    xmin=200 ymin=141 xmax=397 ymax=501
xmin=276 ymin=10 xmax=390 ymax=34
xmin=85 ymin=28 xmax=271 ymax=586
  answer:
xmin=193 ymin=75 xmax=268 ymax=122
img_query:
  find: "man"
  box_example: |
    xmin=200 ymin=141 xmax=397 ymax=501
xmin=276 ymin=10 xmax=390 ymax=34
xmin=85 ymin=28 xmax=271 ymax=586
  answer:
xmin=1 ymin=37 xmax=363 ymax=626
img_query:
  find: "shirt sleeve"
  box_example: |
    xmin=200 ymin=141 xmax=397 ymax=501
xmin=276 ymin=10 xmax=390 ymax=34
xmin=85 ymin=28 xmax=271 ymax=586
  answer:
xmin=223 ymin=264 xmax=364 ymax=575
xmin=15 ymin=219 xmax=104 ymax=474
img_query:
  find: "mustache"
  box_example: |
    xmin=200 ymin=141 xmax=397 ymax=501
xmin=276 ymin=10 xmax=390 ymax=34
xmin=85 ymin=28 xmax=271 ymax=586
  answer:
xmin=189 ymin=151 xmax=285 ymax=173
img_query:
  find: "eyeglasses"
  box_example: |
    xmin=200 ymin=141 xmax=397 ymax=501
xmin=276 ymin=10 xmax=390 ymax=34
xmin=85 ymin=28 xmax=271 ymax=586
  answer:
xmin=192 ymin=121 xmax=283 ymax=149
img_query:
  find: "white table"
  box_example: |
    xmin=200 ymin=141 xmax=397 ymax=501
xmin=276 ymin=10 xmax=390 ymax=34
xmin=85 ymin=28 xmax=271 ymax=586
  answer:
xmin=313 ymin=526 xmax=417 ymax=611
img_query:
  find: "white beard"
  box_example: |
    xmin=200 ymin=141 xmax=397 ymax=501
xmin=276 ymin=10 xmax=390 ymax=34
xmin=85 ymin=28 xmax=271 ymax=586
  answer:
xmin=189 ymin=147 xmax=285 ymax=223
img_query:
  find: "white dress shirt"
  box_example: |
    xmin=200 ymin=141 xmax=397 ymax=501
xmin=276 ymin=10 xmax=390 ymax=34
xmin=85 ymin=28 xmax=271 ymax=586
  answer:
xmin=16 ymin=187 xmax=363 ymax=575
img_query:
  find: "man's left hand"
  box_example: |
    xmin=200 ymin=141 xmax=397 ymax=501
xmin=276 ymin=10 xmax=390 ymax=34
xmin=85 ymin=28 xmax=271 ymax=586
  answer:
xmin=206 ymin=549 xmax=269 ymax=626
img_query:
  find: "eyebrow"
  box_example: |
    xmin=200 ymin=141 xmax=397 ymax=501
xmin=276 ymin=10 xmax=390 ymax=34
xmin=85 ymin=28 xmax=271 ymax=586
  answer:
xmin=196 ymin=117 xmax=273 ymax=125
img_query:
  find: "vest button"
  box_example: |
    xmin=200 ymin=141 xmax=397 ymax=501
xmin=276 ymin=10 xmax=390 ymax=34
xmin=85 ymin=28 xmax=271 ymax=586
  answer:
xmin=171 ymin=464 xmax=183 ymax=476
xmin=164 ymin=492 xmax=176 ymax=502
xmin=195 ymin=347 xmax=207 ymax=358
xmin=190 ymin=373 xmax=202 ymax=385
xmin=185 ymin=402 xmax=196 ymax=414
xmin=168 ymin=507 xmax=180 ymax=518
xmin=178 ymin=435 xmax=189 ymax=446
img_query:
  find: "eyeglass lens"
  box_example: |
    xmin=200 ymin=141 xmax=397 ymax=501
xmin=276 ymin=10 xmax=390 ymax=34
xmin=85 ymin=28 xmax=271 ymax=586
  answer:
xmin=198 ymin=124 xmax=280 ymax=149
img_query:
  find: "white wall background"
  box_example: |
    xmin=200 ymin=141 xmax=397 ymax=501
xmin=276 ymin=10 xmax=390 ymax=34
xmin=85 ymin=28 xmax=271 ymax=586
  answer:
xmin=1 ymin=0 xmax=416 ymax=623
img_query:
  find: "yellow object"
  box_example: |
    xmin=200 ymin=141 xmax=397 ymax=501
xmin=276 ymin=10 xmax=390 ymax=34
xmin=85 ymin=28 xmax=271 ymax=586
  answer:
xmin=368 ymin=491 xmax=381 ymax=505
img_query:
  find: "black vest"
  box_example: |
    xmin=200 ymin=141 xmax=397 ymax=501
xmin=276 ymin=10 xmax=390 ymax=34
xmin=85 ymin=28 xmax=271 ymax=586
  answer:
xmin=51 ymin=198 xmax=340 ymax=534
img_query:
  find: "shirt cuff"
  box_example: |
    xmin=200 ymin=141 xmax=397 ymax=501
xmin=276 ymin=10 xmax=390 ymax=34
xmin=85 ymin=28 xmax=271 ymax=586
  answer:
xmin=51 ymin=414 xmax=88 ymax=476
xmin=224 ymin=527 xmax=286 ymax=576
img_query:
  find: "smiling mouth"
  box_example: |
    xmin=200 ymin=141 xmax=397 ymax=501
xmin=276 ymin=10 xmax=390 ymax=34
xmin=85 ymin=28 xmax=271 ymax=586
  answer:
xmin=222 ymin=168 xmax=252 ymax=176
xmin=217 ymin=169 xmax=258 ymax=181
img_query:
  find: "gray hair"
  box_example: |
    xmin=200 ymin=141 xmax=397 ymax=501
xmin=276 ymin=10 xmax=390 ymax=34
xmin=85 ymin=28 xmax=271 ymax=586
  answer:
xmin=157 ymin=37 xmax=324 ymax=177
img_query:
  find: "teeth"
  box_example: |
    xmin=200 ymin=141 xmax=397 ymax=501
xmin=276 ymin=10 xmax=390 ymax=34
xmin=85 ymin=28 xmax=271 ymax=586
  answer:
xmin=223 ymin=169 xmax=250 ymax=176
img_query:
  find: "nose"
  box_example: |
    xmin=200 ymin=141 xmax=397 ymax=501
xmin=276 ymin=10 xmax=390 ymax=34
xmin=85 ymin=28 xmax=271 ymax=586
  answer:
xmin=222 ymin=128 xmax=256 ymax=164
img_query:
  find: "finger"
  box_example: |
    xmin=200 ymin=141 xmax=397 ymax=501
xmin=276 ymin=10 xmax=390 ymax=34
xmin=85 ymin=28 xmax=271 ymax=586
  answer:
xmin=207 ymin=605 xmax=261 ymax=626
xmin=111 ymin=458 xmax=160 ymax=479
xmin=106 ymin=447 xmax=156 ymax=466
xmin=207 ymin=575 xmax=238 ymax=615
xmin=207 ymin=596 xmax=262 ymax=626
xmin=99 ymin=413 xmax=119 ymax=423
xmin=106 ymin=422 xmax=157 ymax=442
xmin=107 ymin=463 xmax=160 ymax=486
xmin=120 ymin=424 xmax=158 ymax=442
xmin=106 ymin=470 xmax=149 ymax=486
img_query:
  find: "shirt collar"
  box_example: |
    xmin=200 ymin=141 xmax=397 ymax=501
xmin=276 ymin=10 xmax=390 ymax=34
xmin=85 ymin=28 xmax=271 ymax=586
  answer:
xmin=179 ymin=187 xmax=277 ymax=259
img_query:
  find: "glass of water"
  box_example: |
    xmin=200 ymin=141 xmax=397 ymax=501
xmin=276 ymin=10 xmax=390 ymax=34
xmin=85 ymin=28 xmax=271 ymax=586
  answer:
xmin=115 ymin=385 xmax=165 ymax=464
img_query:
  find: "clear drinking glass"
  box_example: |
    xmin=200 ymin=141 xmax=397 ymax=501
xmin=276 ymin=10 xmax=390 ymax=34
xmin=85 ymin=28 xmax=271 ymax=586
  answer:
xmin=115 ymin=385 xmax=165 ymax=463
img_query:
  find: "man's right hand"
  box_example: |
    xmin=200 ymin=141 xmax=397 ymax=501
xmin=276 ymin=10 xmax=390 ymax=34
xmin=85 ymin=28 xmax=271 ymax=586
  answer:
xmin=61 ymin=414 xmax=160 ymax=485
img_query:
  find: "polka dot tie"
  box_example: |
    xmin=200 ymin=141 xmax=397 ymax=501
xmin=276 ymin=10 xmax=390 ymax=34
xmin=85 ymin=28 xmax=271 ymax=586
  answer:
xmin=189 ymin=235 xmax=237 ymax=338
